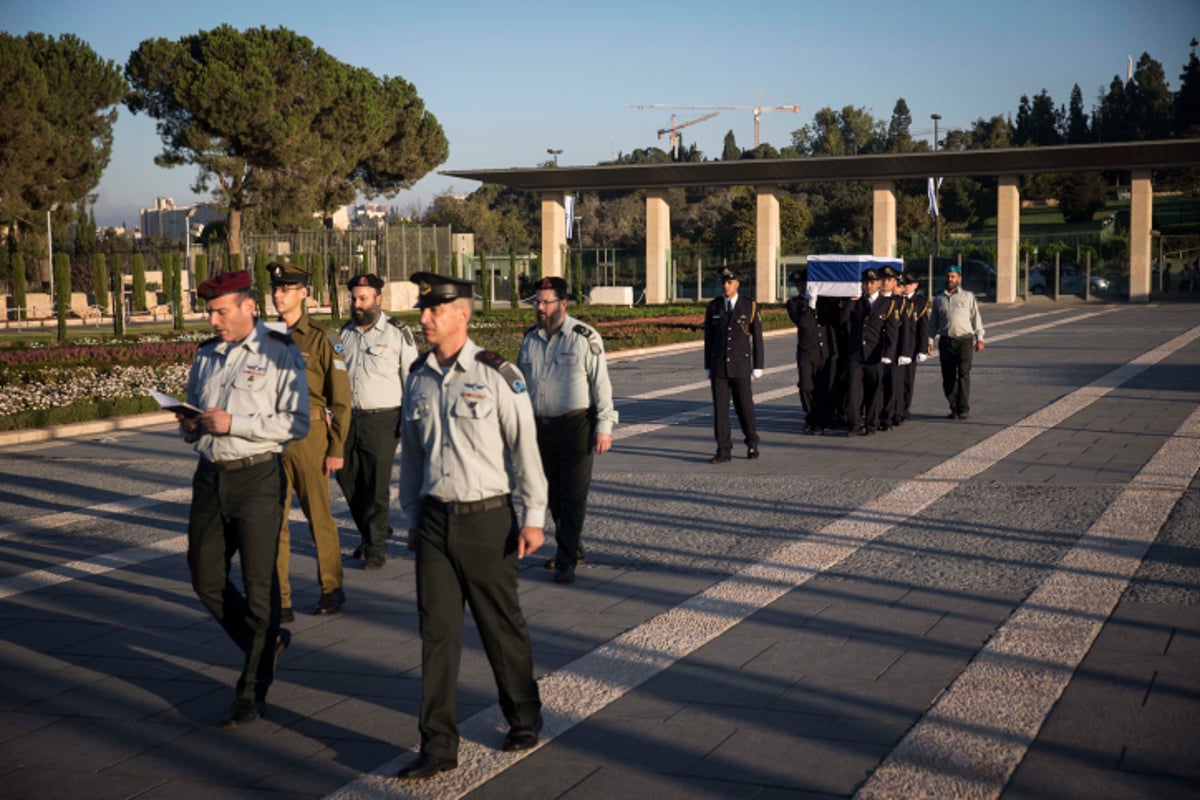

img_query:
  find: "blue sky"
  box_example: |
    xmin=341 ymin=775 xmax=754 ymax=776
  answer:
xmin=7 ymin=0 xmax=1199 ymax=227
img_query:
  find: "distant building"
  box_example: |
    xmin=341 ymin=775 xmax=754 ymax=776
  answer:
xmin=138 ymin=197 xmax=222 ymax=242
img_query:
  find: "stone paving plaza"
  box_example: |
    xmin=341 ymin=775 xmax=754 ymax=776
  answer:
xmin=1 ymin=300 xmax=1197 ymax=799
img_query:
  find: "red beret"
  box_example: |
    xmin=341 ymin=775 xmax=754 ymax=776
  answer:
xmin=197 ymin=270 xmax=252 ymax=300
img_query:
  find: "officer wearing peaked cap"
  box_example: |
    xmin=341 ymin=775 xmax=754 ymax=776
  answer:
xmin=178 ymin=269 xmax=309 ymax=728
xmin=704 ymin=265 xmax=764 ymax=462
xmin=268 ymin=261 xmax=351 ymax=620
xmin=338 ymin=272 xmax=419 ymax=570
xmin=841 ymin=266 xmax=900 ymax=435
xmin=785 ymin=269 xmax=833 ymax=434
xmin=395 ymin=270 xmax=547 ymax=778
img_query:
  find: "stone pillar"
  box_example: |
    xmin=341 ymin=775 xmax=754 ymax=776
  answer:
xmin=755 ymin=186 xmax=780 ymax=303
xmin=645 ymin=189 xmax=670 ymax=305
xmin=1129 ymin=170 xmax=1153 ymax=303
xmin=871 ymin=180 xmax=896 ymax=258
xmin=541 ymin=191 xmax=566 ymax=278
xmin=996 ymin=175 xmax=1020 ymax=304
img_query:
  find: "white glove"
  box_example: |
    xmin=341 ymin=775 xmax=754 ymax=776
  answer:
xmin=881 ymin=358 xmax=892 ymax=365
xmin=898 ymin=356 xmax=912 ymax=366
xmin=752 ymin=369 xmax=763 ymax=380
xmin=705 ymin=369 xmax=711 ymax=379
xmin=916 ymin=353 xmax=928 ymax=363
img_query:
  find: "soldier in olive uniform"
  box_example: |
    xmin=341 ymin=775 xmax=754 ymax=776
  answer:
xmin=269 ymin=261 xmax=351 ymax=620
xmin=703 ymin=266 xmax=764 ymax=463
xmin=395 ymin=272 xmax=547 ymax=780
xmin=518 ymin=276 xmax=618 ymax=585
xmin=337 ymin=273 xmax=419 ymax=570
xmin=175 ymin=270 xmax=309 ymax=729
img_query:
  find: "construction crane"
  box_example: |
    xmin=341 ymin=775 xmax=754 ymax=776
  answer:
xmin=633 ymin=93 xmax=801 ymax=147
xmin=658 ymin=111 xmax=720 ymax=159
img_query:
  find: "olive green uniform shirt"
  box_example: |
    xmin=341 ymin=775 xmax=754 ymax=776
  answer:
xmin=286 ymin=311 xmax=351 ymax=459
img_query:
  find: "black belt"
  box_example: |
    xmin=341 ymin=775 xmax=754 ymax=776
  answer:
xmin=353 ymin=406 xmax=399 ymax=416
xmin=424 ymin=494 xmax=510 ymax=515
xmin=201 ymin=452 xmax=277 ymax=473
xmin=536 ymin=409 xmax=589 ymax=425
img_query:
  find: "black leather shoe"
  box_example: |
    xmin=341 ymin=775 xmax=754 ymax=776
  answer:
xmin=708 ymin=452 xmax=731 ymax=464
xmin=395 ymin=752 xmax=457 ymax=780
xmin=947 ymin=411 xmax=958 ymax=419
xmin=220 ymin=698 xmax=263 ymax=729
xmin=878 ymin=423 xmax=891 ymax=432
xmin=554 ymin=565 xmax=576 ymax=584
xmin=314 ymin=587 xmax=345 ymax=615
xmin=363 ymin=555 xmax=385 ymax=571
xmin=857 ymin=426 xmax=871 ymax=436
xmin=280 ymin=607 xmax=295 ymax=624
xmin=747 ymin=446 xmax=759 ymax=459
xmin=811 ymin=427 xmax=824 ymax=436
xmin=502 ymin=721 xmax=542 ymax=752
xmin=352 ymin=544 xmax=365 ymax=560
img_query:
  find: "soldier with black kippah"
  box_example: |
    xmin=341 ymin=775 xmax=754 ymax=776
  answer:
xmin=337 ymin=272 xmax=419 ymax=570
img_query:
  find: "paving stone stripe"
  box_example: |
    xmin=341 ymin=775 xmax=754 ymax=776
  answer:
xmin=855 ymin=401 xmax=1200 ymax=800
xmin=323 ymin=323 xmax=1199 ymax=799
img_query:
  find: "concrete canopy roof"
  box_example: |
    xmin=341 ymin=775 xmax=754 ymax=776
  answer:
xmin=442 ymin=139 xmax=1200 ymax=192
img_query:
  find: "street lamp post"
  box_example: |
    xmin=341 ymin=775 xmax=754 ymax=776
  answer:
xmin=46 ymin=202 xmax=60 ymax=302
xmin=931 ymin=114 xmax=942 ymax=257
xmin=546 ymin=148 xmax=562 ymax=167
xmin=184 ymin=207 xmax=199 ymax=310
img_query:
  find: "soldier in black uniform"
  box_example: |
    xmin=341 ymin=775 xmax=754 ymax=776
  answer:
xmin=785 ymin=270 xmax=832 ymax=434
xmin=703 ymin=266 xmax=764 ymax=463
xmin=841 ymin=268 xmax=900 ymax=436
xmin=894 ymin=272 xmax=931 ymax=424
xmin=877 ymin=265 xmax=903 ymax=431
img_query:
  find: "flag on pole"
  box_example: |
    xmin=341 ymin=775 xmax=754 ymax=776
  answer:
xmin=927 ymin=177 xmax=942 ymax=218
xmin=565 ymin=194 xmax=575 ymax=240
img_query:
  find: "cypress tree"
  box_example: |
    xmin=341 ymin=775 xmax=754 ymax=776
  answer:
xmin=93 ymin=252 xmax=109 ymax=312
xmin=110 ymin=253 xmax=125 ymax=337
xmin=193 ymin=252 xmax=208 ymax=311
xmin=480 ymin=251 xmax=491 ymax=312
xmin=172 ymin=254 xmax=185 ymax=330
xmin=253 ymin=252 xmax=269 ymax=316
xmin=13 ymin=252 xmax=27 ymax=320
xmin=161 ymin=253 xmax=175 ymax=307
xmin=509 ymin=252 xmax=518 ymax=309
xmin=131 ymin=252 xmax=147 ymax=312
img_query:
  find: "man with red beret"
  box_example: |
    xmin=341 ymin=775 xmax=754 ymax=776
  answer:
xmin=177 ymin=270 xmax=309 ymax=728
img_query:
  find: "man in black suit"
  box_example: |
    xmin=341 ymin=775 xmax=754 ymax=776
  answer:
xmin=841 ymin=268 xmax=900 ymax=435
xmin=785 ymin=270 xmax=832 ymax=434
xmin=704 ymin=266 xmax=764 ymax=462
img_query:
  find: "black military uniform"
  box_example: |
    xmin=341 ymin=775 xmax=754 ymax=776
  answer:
xmin=785 ymin=271 xmax=833 ymax=434
xmin=895 ymin=273 xmax=930 ymax=423
xmin=877 ymin=265 xmax=904 ymax=431
xmin=841 ymin=268 xmax=900 ymax=435
xmin=703 ymin=266 xmax=765 ymax=462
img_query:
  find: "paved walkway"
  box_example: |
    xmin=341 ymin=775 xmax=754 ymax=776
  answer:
xmin=1 ymin=303 xmax=1197 ymax=799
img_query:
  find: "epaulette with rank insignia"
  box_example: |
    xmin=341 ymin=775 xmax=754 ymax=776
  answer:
xmin=524 ymin=323 xmax=539 ymax=336
xmin=388 ymin=315 xmax=416 ymax=347
xmin=268 ymin=329 xmax=295 ymax=345
xmin=410 ymin=351 xmax=432 ymax=374
xmin=573 ymin=323 xmax=602 ymax=355
xmin=325 ymin=328 xmax=346 ymax=355
xmin=476 ymin=350 xmax=527 ymax=393
xmin=199 ymin=334 xmax=221 ymax=348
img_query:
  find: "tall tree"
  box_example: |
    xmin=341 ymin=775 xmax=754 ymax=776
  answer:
xmin=886 ymin=98 xmax=915 ymax=152
xmin=126 ymin=25 xmax=446 ymax=254
xmin=1027 ymin=90 xmax=1063 ymax=146
xmin=1129 ymin=52 xmax=1173 ymax=139
xmin=1177 ymin=38 xmax=1200 ymax=135
xmin=1095 ymin=75 xmax=1132 ymax=142
xmin=1066 ymin=84 xmax=1090 ymax=144
xmin=1014 ymin=95 xmax=1033 ymax=145
xmin=722 ymin=130 xmax=740 ymax=161
xmin=0 ymin=33 xmax=126 ymax=232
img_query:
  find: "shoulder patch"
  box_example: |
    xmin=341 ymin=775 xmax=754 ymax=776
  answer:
xmin=573 ymin=323 xmax=601 ymax=354
xmin=324 ymin=328 xmax=345 ymax=355
xmin=476 ymin=350 xmax=527 ymax=393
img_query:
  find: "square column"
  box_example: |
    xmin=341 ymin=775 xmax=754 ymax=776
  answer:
xmin=1129 ymin=170 xmax=1153 ymax=303
xmin=540 ymin=191 xmax=566 ymax=278
xmin=645 ymin=189 xmax=670 ymax=305
xmin=871 ymin=180 xmax=896 ymax=258
xmin=755 ymin=186 xmax=780 ymax=303
xmin=996 ymin=175 xmax=1020 ymax=303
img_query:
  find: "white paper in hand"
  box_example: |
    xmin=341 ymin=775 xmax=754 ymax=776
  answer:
xmin=151 ymin=389 xmax=201 ymax=418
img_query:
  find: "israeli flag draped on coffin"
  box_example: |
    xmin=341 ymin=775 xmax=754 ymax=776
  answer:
xmin=805 ymin=255 xmax=903 ymax=301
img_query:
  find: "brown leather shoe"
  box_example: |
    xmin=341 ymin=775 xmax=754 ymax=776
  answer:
xmin=394 ymin=752 xmax=457 ymax=779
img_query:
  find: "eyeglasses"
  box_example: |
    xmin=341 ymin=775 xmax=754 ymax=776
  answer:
xmin=534 ymin=299 xmax=562 ymax=307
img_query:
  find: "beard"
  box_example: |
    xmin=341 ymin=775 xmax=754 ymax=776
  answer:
xmin=352 ymin=306 xmax=380 ymax=327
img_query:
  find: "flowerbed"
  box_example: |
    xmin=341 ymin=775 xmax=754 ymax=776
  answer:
xmin=0 ymin=305 xmax=790 ymax=432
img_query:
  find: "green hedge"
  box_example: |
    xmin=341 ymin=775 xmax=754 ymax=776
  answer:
xmin=0 ymin=396 xmax=160 ymax=432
